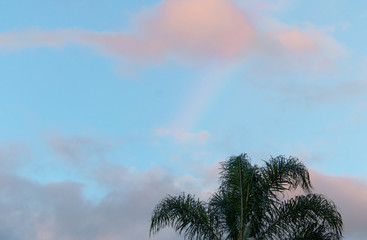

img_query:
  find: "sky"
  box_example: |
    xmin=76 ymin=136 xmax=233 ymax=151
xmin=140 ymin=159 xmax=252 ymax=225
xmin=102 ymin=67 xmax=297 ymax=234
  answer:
xmin=1 ymin=0 xmax=367 ymax=239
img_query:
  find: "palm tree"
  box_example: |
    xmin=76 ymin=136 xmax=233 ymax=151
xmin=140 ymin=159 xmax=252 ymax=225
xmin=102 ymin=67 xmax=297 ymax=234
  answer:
xmin=150 ymin=153 xmax=343 ymax=240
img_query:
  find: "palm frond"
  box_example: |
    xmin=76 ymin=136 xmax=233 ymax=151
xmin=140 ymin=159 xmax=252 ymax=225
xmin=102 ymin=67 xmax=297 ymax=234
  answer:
xmin=150 ymin=193 xmax=220 ymax=240
xmin=216 ymin=154 xmax=256 ymax=239
xmin=209 ymin=190 xmax=240 ymax=240
xmin=260 ymin=156 xmax=312 ymax=196
xmin=263 ymin=194 xmax=343 ymax=240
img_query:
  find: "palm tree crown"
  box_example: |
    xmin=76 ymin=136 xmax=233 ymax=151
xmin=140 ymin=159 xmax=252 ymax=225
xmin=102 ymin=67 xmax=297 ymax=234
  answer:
xmin=150 ymin=153 xmax=343 ymax=240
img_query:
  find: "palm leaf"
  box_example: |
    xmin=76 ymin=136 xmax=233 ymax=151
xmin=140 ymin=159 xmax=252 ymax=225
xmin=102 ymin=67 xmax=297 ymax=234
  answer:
xmin=260 ymin=156 xmax=312 ymax=196
xmin=263 ymin=194 xmax=343 ymax=240
xmin=150 ymin=193 xmax=221 ymax=240
xmin=216 ymin=154 xmax=255 ymax=240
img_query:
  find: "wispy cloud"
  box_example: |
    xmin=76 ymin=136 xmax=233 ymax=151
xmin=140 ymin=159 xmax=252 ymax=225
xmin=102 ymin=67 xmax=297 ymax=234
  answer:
xmin=0 ymin=28 xmax=78 ymax=51
xmin=270 ymin=80 xmax=367 ymax=104
xmin=276 ymin=29 xmax=316 ymax=52
xmin=46 ymin=134 xmax=116 ymax=164
xmin=155 ymin=128 xmax=211 ymax=144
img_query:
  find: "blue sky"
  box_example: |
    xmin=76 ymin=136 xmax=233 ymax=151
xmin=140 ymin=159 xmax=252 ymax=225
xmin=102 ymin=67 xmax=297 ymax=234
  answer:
xmin=1 ymin=0 xmax=367 ymax=239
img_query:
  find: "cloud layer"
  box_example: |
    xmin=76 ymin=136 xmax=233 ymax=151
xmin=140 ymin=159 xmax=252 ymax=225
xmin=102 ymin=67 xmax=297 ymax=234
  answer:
xmin=1 ymin=165 xmax=367 ymax=239
xmin=0 ymin=0 xmax=345 ymax=67
xmin=0 ymin=138 xmax=366 ymax=240
xmin=0 ymin=170 xmax=181 ymax=240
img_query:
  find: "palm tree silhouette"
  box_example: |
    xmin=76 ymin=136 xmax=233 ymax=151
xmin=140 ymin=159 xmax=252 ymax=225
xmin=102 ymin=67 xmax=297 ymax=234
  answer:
xmin=150 ymin=153 xmax=343 ymax=240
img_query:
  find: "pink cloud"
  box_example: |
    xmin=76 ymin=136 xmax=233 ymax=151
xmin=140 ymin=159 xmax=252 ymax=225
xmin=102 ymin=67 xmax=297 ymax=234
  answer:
xmin=155 ymin=128 xmax=211 ymax=144
xmin=273 ymin=25 xmax=345 ymax=59
xmin=276 ymin=29 xmax=316 ymax=52
xmin=311 ymin=171 xmax=367 ymax=239
xmin=142 ymin=0 xmax=254 ymax=58
xmin=80 ymin=0 xmax=344 ymax=65
xmin=80 ymin=0 xmax=254 ymax=62
xmin=0 ymin=0 xmax=345 ymax=68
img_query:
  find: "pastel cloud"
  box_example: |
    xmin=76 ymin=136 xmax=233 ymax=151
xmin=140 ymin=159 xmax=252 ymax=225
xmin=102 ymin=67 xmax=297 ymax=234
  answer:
xmin=79 ymin=0 xmax=345 ymax=64
xmin=0 ymin=28 xmax=78 ymax=51
xmin=77 ymin=0 xmax=254 ymax=63
xmin=155 ymin=128 xmax=211 ymax=144
xmin=311 ymin=171 xmax=367 ymax=239
xmin=0 ymin=0 xmax=344 ymax=67
xmin=274 ymin=25 xmax=345 ymax=59
xmin=276 ymin=29 xmax=316 ymax=52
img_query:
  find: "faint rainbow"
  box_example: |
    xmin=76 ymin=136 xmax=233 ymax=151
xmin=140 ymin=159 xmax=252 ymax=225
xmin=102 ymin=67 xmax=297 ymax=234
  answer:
xmin=170 ymin=63 xmax=237 ymax=132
